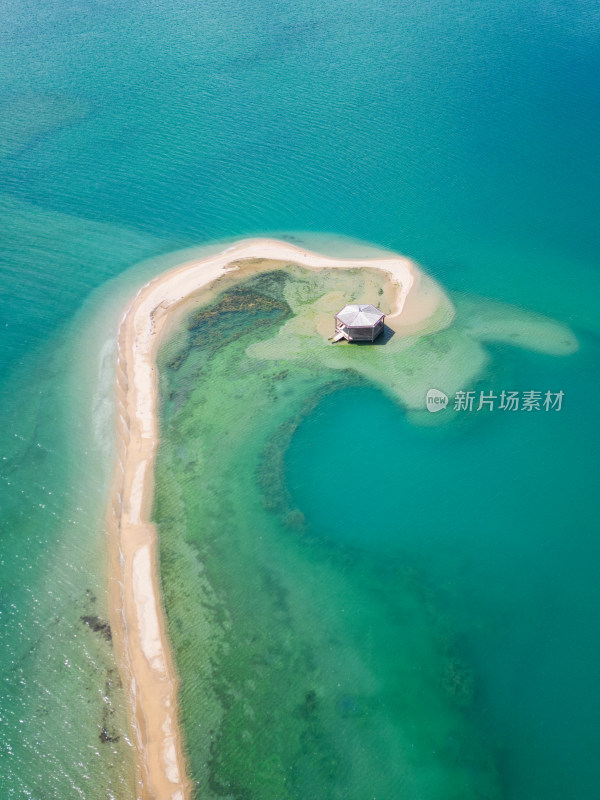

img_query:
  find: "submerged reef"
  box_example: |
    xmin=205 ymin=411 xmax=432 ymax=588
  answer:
xmin=152 ymin=264 xmax=522 ymax=800
xmin=153 ymin=260 xmax=577 ymax=799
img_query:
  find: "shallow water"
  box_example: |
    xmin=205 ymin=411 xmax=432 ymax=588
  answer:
xmin=1 ymin=0 xmax=599 ymax=796
xmin=286 ymin=346 xmax=600 ymax=798
xmin=154 ymin=265 xmax=597 ymax=799
xmin=154 ymin=268 xmax=502 ymax=799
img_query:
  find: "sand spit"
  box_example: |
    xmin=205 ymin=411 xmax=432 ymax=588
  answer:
xmin=106 ymin=238 xmax=438 ymax=799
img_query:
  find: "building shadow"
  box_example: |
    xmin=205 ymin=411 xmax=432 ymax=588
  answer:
xmin=350 ymin=324 xmax=395 ymax=345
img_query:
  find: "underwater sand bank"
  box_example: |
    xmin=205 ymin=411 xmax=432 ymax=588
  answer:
xmin=106 ymin=237 xmax=443 ymax=799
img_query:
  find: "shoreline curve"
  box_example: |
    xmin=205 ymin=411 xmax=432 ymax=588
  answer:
xmin=106 ymin=237 xmax=435 ymax=799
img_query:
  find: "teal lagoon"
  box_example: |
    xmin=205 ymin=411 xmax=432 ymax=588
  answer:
xmin=1 ymin=0 xmax=599 ymax=797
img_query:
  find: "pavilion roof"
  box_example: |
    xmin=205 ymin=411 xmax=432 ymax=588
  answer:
xmin=335 ymin=304 xmax=385 ymax=327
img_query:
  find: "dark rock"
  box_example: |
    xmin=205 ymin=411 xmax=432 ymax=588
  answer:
xmin=80 ymin=615 xmax=112 ymax=643
xmin=99 ymin=726 xmax=120 ymax=744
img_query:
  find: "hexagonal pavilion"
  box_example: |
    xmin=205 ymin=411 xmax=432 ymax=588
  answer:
xmin=332 ymin=304 xmax=385 ymax=342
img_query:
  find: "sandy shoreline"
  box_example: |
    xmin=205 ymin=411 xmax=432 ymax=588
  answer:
xmin=106 ymin=238 xmax=439 ymax=799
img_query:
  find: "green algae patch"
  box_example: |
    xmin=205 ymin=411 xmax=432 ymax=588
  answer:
xmin=153 ymin=266 xmax=506 ymax=800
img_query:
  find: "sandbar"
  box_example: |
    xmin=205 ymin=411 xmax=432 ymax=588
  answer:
xmin=106 ymin=238 xmax=442 ymax=799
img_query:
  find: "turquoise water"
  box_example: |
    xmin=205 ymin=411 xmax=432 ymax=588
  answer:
xmin=286 ymin=345 xmax=600 ymax=798
xmin=1 ymin=0 xmax=599 ymax=797
xmin=153 ymin=265 xmax=597 ymax=799
xmin=155 ymin=267 xmax=507 ymax=799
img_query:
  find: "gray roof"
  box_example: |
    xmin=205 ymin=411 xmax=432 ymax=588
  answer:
xmin=335 ymin=304 xmax=385 ymax=327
